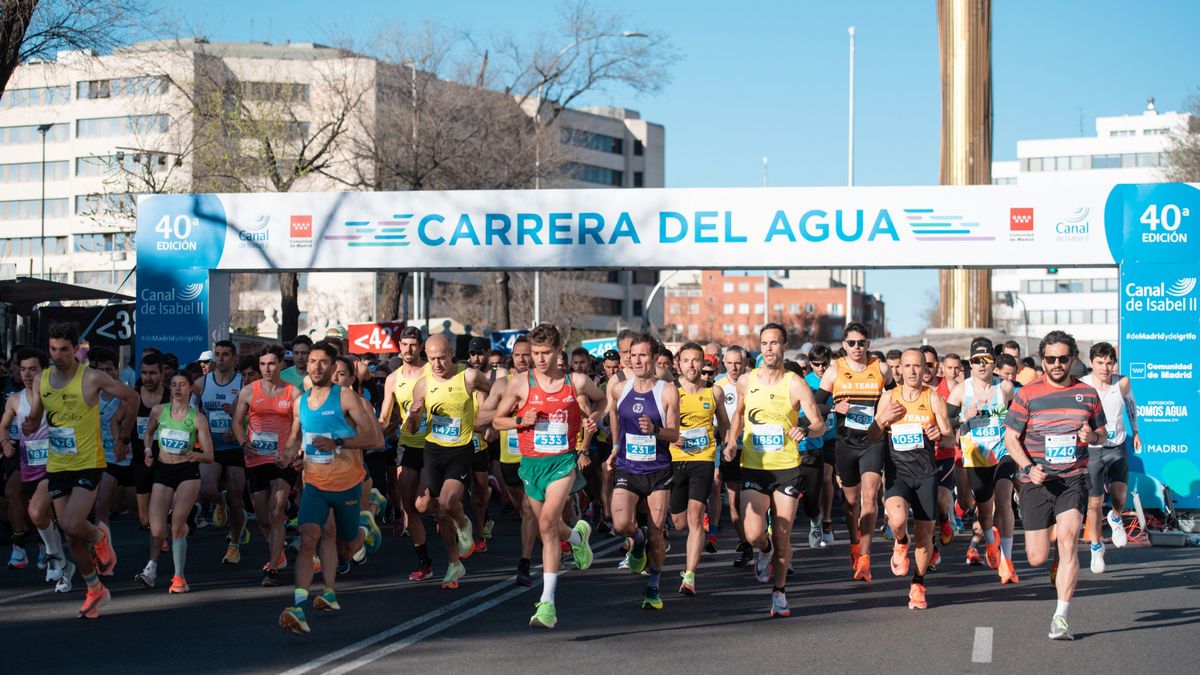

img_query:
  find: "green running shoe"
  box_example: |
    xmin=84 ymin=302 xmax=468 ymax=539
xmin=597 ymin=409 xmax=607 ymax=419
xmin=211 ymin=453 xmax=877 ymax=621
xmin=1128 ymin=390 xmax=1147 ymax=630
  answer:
xmin=442 ymin=560 xmax=466 ymax=589
xmin=456 ymin=520 xmax=475 ymax=559
xmin=570 ymin=521 xmax=593 ymax=570
xmin=279 ymin=606 xmax=310 ymax=634
xmin=313 ymin=588 xmax=340 ymax=612
xmin=529 ymin=600 xmax=557 ymax=629
xmin=360 ymin=511 xmax=382 ymax=554
xmin=642 ymin=586 xmax=663 ymax=610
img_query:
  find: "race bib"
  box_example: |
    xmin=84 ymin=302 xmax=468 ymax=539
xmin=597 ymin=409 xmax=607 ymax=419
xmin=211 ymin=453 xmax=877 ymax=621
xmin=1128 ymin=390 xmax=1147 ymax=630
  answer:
xmin=533 ymin=420 xmax=570 ymax=454
xmin=250 ymin=430 xmax=279 ymax=456
xmin=430 ymin=415 xmax=461 ymax=444
xmin=750 ymin=423 xmax=785 ymax=453
xmin=625 ymin=433 xmax=657 ymax=462
xmin=890 ymin=423 xmax=925 ymax=452
xmin=8 ymin=422 xmax=17 ymax=438
xmin=303 ymin=432 xmax=334 ymax=464
xmin=207 ymin=409 xmax=232 ymax=433
xmin=825 ymin=411 xmax=836 ymax=432
xmin=25 ymin=439 xmax=49 ymax=467
xmin=136 ymin=416 xmax=149 ymax=439
xmin=679 ymin=427 xmax=710 ymax=454
xmin=48 ymin=426 xmax=78 ymax=456
xmin=504 ymin=431 xmax=521 ymax=459
xmin=159 ymin=427 xmax=192 ymax=455
xmin=1106 ymin=430 xmax=1117 ymax=443
xmin=845 ymin=404 xmax=874 ymax=431
xmin=1044 ymin=434 xmax=1078 ymax=465
xmin=968 ymin=419 xmax=1004 ymax=443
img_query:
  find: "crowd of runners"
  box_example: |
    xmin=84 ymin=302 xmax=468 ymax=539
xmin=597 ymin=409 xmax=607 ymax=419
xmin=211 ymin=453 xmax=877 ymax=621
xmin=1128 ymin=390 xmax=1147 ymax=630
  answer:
xmin=0 ymin=319 xmax=1138 ymax=640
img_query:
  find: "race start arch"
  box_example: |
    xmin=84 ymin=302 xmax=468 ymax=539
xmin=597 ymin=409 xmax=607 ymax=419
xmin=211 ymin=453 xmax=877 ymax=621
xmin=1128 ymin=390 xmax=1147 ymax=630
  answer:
xmin=135 ymin=183 xmax=1199 ymax=507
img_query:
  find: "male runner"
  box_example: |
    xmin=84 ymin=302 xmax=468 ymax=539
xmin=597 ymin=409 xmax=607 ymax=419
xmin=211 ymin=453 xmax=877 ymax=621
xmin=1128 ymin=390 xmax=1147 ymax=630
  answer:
xmin=715 ymin=345 xmax=752 ymax=566
xmin=725 ymin=324 xmax=825 ymax=617
xmin=377 ymin=326 xmax=434 ymax=580
xmin=670 ymin=343 xmax=730 ymax=595
xmin=868 ymin=349 xmax=951 ymax=609
xmin=1005 ymin=330 xmax=1105 ymax=640
xmin=947 ymin=338 xmax=1017 ymax=582
xmin=281 ymin=336 xmax=312 ymax=389
xmin=233 ymin=345 xmax=299 ymax=585
xmin=805 ymin=344 xmax=838 ymax=548
xmin=818 ymin=322 xmax=893 ymax=582
xmin=1001 ymin=340 xmax=1039 ymax=387
xmin=995 ymin=354 xmax=1020 ymax=388
xmin=475 ymin=336 xmax=538 ymax=585
xmin=570 ymin=347 xmax=592 ymax=375
xmin=466 ymin=336 xmax=497 ymax=553
xmin=24 ymin=324 xmax=138 ymax=618
xmin=1081 ymin=342 xmax=1137 ymax=573
xmin=278 ymin=341 xmax=383 ymax=634
xmin=88 ymin=348 xmax=133 ymax=529
xmin=602 ymin=350 xmax=621 ymax=379
xmin=195 ymin=340 xmax=247 ymax=560
xmin=607 ymin=332 xmax=680 ymax=610
xmin=490 ymin=324 xmax=603 ymax=628
xmin=131 ymin=353 xmax=169 ymax=531
xmin=405 ymin=334 xmax=493 ymax=588
xmin=920 ymin=345 xmax=956 ymax=563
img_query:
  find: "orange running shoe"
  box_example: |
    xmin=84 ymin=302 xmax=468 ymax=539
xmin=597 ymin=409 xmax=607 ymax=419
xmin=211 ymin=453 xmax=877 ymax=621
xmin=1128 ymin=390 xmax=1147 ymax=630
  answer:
xmin=984 ymin=527 xmax=1000 ymax=569
xmin=930 ymin=548 xmax=942 ymax=570
xmin=998 ymin=556 xmax=1020 ymax=584
xmin=965 ymin=546 xmax=983 ymax=566
xmin=939 ymin=520 xmax=953 ymax=546
xmin=853 ymin=554 xmax=872 ymax=582
xmin=93 ymin=522 xmax=117 ymax=575
xmin=890 ymin=543 xmax=910 ymax=577
xmin=474 ymin=539 xmax=488 ymax=554
xmin=312 ymin=555 xmax=322 ymax=574
xmin=849 ymin=542 xmax=861 ymax=570
xmin=78 ymin=584 xmax=110 ymax=619
xmin=169 ymin=576 xmax=190 ymax=594
xmin=908 ymin=582 xmax=928 ymax=610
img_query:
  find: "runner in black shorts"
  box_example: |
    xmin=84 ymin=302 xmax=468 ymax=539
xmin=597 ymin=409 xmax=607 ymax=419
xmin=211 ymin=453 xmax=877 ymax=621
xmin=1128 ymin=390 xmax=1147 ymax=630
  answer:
xmin=714 ymin=345 xmax=751 ymax=566
xmin=868 ymin=348 xmax=952 ymax=610
xmin=132 ymin=354 xmax=169 ymax=529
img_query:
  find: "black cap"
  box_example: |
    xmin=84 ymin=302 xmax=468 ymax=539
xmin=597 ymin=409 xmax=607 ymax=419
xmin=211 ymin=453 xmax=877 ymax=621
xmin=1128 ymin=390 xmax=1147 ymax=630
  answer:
xmin=969 ymin=337 xmax=995 ymax=359
xmin=468 ymin=336 xmax=490 ymax=354
xmin=603 ymin=349 xmax=619 ymax=360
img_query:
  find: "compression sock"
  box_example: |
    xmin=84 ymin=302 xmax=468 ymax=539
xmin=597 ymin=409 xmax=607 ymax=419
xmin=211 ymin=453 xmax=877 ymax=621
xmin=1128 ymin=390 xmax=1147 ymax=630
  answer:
xmin=171 ymin=537 xmax=187 ymax=578
xmin=984 ymin=528 xmax=996 ymax=545
xmin=38 ymin=525 xmax=63 ymax=557
xmin=1000 ymin=536 xmax=1014 ymax=560
xmin=648 ymin=568 xmax=661 ymax=589
xmin=541 ymin=572 xmax=558 ymax=602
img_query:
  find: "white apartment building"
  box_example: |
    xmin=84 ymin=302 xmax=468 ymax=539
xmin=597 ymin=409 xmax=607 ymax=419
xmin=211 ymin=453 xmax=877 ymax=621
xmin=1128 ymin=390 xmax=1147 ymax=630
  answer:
xmin=0 ymin=39 xmax=665 ymax=338
xmin=990 ymin=99 xmax=1191 ymax=344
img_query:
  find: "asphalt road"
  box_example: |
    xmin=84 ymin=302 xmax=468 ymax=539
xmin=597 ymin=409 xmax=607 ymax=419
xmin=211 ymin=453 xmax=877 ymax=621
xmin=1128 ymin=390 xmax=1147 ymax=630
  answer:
xmin=2 ymin=504 xmax=1198 ymax=675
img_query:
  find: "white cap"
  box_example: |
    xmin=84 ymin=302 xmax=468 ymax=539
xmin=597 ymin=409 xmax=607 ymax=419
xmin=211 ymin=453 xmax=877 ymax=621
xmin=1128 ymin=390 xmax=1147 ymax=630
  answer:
xmin=198 ymin=350 xmax=215 ymax=362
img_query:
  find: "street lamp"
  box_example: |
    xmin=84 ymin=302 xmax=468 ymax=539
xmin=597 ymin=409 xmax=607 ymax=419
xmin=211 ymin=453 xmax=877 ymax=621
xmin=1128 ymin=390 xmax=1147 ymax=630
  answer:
xmin=37 ymin=123 xmax=53 ymax=280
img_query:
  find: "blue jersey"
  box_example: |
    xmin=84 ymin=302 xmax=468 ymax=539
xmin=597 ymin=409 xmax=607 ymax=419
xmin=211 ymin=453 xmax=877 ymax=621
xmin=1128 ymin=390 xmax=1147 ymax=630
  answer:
xmin=298 ymin=385 xmax=358 ymax=466
xmin=802 ymin=372 xmax=836 ymax=449
xmin=615 ymin=379 xmax=670 ymax=474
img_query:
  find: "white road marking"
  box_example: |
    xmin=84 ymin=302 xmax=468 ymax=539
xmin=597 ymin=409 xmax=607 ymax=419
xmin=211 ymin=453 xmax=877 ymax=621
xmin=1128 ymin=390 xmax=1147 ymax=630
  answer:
xmin=279 ymin=537 xmax=624 ymax=675
xmin=0 ymin=588 xmax=55 ymax=606
xmin=972 ymin=626 xmax=994 ymax=664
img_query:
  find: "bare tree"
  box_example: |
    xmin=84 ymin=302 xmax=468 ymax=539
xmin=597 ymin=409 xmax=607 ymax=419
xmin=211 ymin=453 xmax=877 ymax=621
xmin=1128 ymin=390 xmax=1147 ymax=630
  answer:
xmin=0 ymin=0 xmax=150 ymax=96
xmin=1164 ymin=92 xmax=1200 ymax=182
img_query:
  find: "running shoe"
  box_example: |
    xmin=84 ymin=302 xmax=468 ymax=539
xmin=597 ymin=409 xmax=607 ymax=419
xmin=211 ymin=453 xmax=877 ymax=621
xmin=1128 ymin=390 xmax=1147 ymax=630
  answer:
xmin=998 ymin=556 xmax=1019 ymax=584
xmin=78 ymin=584 xmax=110 ymax=619
xmin=754 ymin=549 xmax=773 ymax=584
xmin=352 ymin=544 xmax=366 ymax=564
xmin=617 ymin=552 xmax=631 ymax=571
xmin=1090 ymin=542 xmax=1106 ymax=574
xmin=628 ymin=546 xmax=648 ymax=575
xmin=313 ymin=588 xmax=340 ymax=611
xmin=529 ymin=600 xmax=557 ymax=628
xmin=984 ymin=527 xmax=1000 ymax=569
xmin=515 ymin=562 xmax=533 ymax=588
xmin=1048 ymin=614 xmax=1073 ymax=640
xmin=8 ymin=546 xmax=28 ymax=569
xmin=360 ymin=511 xmax=382 ymax=554
xmin=679 ymin=570 xmax=696 ymax=596
xmin=136 ymin=565 xmax=157 ymax=588
xmin=482 ymin=518 xmax=495 ymax=540
xmin=213 ymin=501 xmax=228 ymax=528
xmin=642 ymin=586 xmax=663 ymax=610
xmin=849 ymin=542 xmax=861 ymax=570
xmin=45 ymin=554 xmax=66 ymax=582
xmin=261 ymin=568 xmax=279 ymax=587
xmin=336 ymin=559 xmax=352 ymax=576
xmin=770 ymin=590 xmax=791 ymax=617
xmin=280 ymin=606 xmax=310 ymax=634
xmin=55 ymin=560 xmax=76 ymax=593
xmin=222 ymin=544 xmax=241 ymax=565
xmin=939 ymin=519 xmax=954 ymax=546
xmin=92 ymin=522 xmax=117 ymax=575
xmin=36 ymin=545 xmax=47 ymax=570
xmin=455 ymin=520 xmax=475 ymax=559
xmin=908 ymin=582 xmax=928 ymax=610
xmin=474 ymin=539 xmax=488 ymax=554
xmin=853 ymin=554 xmax=872 ymax=582
xmin=312 ymin=555 xmax=322 ymax=574
xmin=882 ymin=524 xmax=894 ymax=541
xmin=1108 ymin=509 xmax=1128 ymax=548
xmin=168 ymin=576 xmax=189 ymax=594
xmin=890 ymin=542 xmax=910 ymax=577
xmin=442 ymin=560 xmax=466 ymax=589
xmin=227 ymin=527 xmax=251 ymax=545
xmin=369 ymin=488 xmax=389 ymax=519
xmin=808 ymin=522 xmax=822 ymax=549
xmin=704 ymin=534 xmax=718 ymax=554
xmin=929 ymin=548 xmax=942 ymax=571
xmin=820 ymin=528 xmax=834 ymax=548
xmin=410 ymin=563 xmax=434 ymax=582
xmin=733 ymin=541 xmax=752 ymax=567
xmin=570 ymin=521 xmax=593 ymax=570
xmin=965 ymin=546 xmax=983 ymax=566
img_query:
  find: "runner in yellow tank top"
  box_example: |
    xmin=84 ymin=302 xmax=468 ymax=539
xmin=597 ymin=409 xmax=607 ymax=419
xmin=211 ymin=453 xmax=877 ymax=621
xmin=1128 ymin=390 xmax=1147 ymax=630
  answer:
xmin=669 ymin=343 xmax=730 ymax=596
xmin=376 ymin=326 xmax=435 ymax=581
xmin=25 ymin=324 xmax=138 ymax=619
xmin=723 ymin=323 xmax=826 ymax=618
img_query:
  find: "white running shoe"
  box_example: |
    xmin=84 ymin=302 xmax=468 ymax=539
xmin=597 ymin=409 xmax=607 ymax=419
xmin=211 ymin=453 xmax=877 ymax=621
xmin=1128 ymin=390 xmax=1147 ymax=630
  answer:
xmin=820 ymin=530 xmax=834 ymax=547
xmin=1048 ymin=614 xmax=1073 ymax=640
xmin=55 ymin=560 xmax=76 ymax=593
xmin=808 ymin=523 xmax=822 ymax=549
xmin=7 ymin=546 xmax=28 ymax=569
xmin=1090 ymin=542 xmax=1106 ymax=574
xmin=617 ymin=552 xmax=631 ymax=570
xmin=136 ymin=565 xmax=157 ymax=588
xmin=754 ymin=549 xmax=773 ymax=584
xmin=1108 ymin=509 xmax=1128 ymax=548
xmin=769 ymin=590 xmax=791 ymax=617
xmin=45 ymin=554 xmax=66 ymax=582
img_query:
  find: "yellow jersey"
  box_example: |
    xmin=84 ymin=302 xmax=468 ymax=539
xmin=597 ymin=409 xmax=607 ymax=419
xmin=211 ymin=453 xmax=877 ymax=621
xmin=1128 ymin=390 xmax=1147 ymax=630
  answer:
xmin=740 ymin=369 xmax=799 ymax=471
xmin=424 ymin=367 xmax=475 ymax=448
xmin=673 ymin=385 xmax=717 ymax=463
xmin=41 ymin=366 xmax=105 ymax=472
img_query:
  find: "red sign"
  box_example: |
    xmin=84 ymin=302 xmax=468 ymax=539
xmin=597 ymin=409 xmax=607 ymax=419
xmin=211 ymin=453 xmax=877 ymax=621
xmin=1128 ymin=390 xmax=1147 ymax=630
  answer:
xmin=347 ymin=322 xmax=407 ymax=354
xmin=1009 ymin=207 xmax=1034 ymax=232
xmin=290 ymin=215 xmax=312 ymax=238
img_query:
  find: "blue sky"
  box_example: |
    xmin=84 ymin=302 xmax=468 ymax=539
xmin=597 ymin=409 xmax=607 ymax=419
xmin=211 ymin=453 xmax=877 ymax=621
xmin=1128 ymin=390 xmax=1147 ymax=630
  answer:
xmin=176 ymin=0 xmax=1200 ymax=336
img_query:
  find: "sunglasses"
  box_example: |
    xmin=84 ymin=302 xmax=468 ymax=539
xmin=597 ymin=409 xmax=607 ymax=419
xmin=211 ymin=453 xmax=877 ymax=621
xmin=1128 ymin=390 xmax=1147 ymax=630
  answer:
xmin=1043 ymin=355 xmax=1072 ymax=365
xmin=845 ymin=340 xmax=868 ymax=348
xmin=969 ymin=356 xmax=994 ymax=365
xmin=810 ymin=360 xmax=829 ymax=367
xmin=469 ymin=350 xmax=486 ymax=356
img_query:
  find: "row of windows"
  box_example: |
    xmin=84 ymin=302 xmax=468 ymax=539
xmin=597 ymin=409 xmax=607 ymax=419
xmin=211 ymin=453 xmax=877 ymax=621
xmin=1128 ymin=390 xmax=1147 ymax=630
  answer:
xmin=0 ymin=86 xmax=70 ymax=110
xmin=240 ymin=81 xmax=310 ymax=102
xmin=73 ymin=270 xmax=134 ymax=287
xmin=1110 ymin=128 xmax=1167 ymax=137
xmin=77 ymin=76 xmax=169 ymax=100
xmin=722 ymin=281 xmax=765 ymax=293
xmin=0 ymin=236 xmax=69 ymax=257
xmin=73 ymin=232 xmax=135 ymax=253
xmin=562 ymin=129 xmax=624 ymax=154
xmin=1024 ymin=277 xmax=1119 ymax=294
xmin=1026 ymin=308 xmax=1118 ymax=325
xmin=75 ymin=193 xmax=134 ymax=214
xmin=0 ymin=232 xmax=134 ymax=258
xmin=77 ymin=114 xmax=169 ymax=139
xmin=0 ymin=161 xmax=69 ymax=183
xmin=567 ymin=162 xmax=623 ymax=186
xmin=1021 ymin=152 xmax=1163 ymax=173
xmin=0 ymin=199 xmax=68 ymax=221
xmin=0 ymin=123 xmax=69 ymax=146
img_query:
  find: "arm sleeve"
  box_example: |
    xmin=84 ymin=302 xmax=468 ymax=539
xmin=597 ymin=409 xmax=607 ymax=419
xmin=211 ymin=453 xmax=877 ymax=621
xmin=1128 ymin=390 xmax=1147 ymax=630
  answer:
xmin=813 ymin=388 xmax=832 ymax=405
